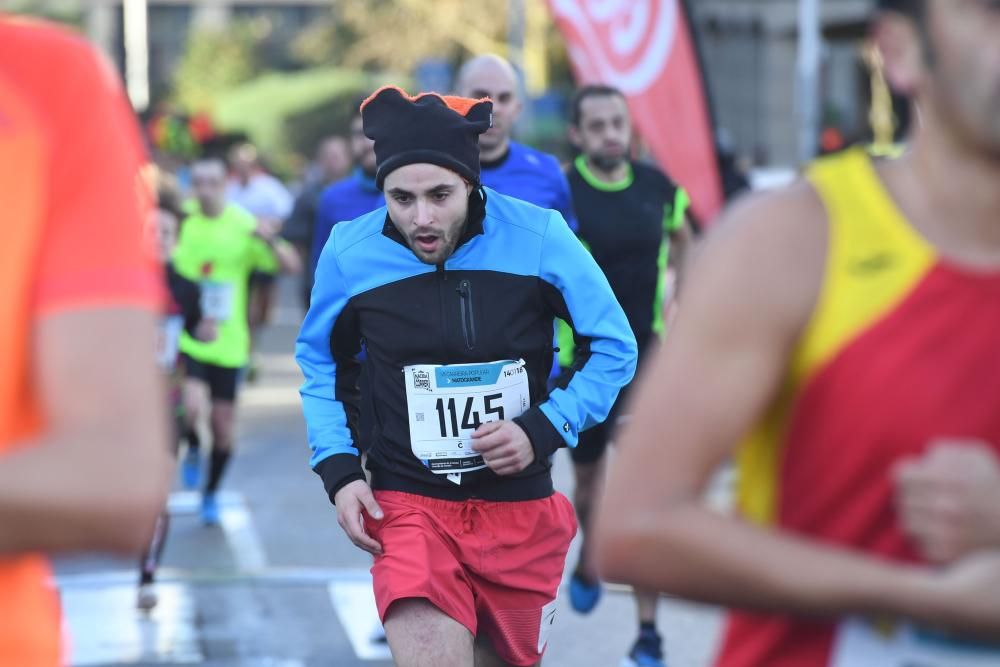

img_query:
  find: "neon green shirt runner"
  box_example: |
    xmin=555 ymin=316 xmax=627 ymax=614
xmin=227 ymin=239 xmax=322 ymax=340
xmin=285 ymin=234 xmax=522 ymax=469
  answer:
xmin=173 ymin=204 xmax=279 ymax=368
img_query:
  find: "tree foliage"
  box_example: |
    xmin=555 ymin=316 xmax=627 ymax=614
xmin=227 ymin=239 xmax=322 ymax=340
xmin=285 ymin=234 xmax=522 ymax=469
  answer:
xmin=173 ymin=19 xmax=265 ymax=113
xmin=293 ymin=0 xmax=510 ymax=72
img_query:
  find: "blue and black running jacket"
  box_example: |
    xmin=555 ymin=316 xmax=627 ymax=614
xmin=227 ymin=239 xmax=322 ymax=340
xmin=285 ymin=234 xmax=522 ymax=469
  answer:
xmin=296 ymin=187 xmax=638 ymax=503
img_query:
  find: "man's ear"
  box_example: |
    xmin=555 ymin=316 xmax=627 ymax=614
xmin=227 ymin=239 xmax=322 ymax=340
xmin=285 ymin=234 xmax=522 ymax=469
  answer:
xmin=568 ymin=124 xmax=582 ymax=149
xmin=873 ymin=13 xmax=926 ymax=97
xmin=513 ymin=97 xmax=525 ymax=121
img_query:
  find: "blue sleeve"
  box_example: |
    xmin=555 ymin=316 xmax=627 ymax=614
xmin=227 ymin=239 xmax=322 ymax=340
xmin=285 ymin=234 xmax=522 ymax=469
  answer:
xmin=295 ymin=231 xmax=366 ymax=503
xmin=310 ymin=187 xmax=336 ymax=275
xmin=553 ymin=167 xmax=578 ymax=232
xmin=512 ymin=211 xmax=637 ymax=458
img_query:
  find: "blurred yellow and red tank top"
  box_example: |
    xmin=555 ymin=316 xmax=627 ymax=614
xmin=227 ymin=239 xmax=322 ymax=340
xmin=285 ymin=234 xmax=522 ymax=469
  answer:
xmin=0 ymin=16 xmax=158 ymax=666
xmin=715 ymin=147 xmax=1000 ymax=666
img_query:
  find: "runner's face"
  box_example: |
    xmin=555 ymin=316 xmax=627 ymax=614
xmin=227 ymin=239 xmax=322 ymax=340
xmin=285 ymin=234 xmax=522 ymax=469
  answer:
xmin=571 ymin=94 xmax=631 ymax=171
xmin=384 ymin=164 xmax=473 ymax=265
xmin=351 ymin=116 xmax=378 ymax=174
xmin=318 ymin=137 xmax=350 ymax=181
xmin=192 ymin=169 xmax=227 ymax=215
xmin=925 ymin=0 xmax=1000 ymax=155
xmin=881 ymin=0 xmax=1000 ymax=155
xmin=458 ymin=66 xmax=521 ymax=152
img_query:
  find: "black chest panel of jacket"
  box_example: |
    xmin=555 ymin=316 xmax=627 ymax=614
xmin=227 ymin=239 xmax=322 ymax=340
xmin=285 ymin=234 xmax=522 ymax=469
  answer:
xmin=567 ymin=162 xmax=675 ymax=350
xmin=341 ymin=267 xmax=565 ymax=500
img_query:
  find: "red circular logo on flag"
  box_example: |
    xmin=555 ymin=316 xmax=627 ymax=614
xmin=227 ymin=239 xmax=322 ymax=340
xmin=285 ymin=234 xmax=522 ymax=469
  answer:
xmin=550 ymin=0 xmax=679 ymax=94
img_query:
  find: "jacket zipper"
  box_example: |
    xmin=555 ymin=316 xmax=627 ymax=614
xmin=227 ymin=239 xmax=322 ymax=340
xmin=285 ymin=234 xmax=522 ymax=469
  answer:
xmin=456 ymin=279 xmax=476 ymax=350
xmin=437 ymin=265 xmax=450 ymax=359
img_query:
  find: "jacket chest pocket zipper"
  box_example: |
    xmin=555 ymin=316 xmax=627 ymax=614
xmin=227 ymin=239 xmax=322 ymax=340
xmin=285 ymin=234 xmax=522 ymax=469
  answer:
xmin=456 ymin=279 xmax=476 ymax=350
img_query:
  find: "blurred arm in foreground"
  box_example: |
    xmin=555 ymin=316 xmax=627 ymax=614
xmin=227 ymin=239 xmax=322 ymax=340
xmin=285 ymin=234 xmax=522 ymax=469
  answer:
xmin=595 ymin=187 xmax=1000 ymax=640
xmin=596 ymin=0 xmax=1000 ymax=650
xmin=0 ymin=19 xmax=171 ymax=556
xmin=0 ymin=308 xmax=171 ymax=555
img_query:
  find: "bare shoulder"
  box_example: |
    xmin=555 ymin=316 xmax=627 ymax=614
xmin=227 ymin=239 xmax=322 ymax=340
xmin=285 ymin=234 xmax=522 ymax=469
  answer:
xmin=683 ymin=180 xmax=828 ymax=342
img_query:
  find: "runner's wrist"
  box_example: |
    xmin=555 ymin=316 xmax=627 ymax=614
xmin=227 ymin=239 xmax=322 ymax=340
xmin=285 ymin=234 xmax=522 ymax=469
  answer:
xmin=793 ymin=553 xmax=934 ymax=619
xmin=978 ymin=485 xmax=1000 ymax=549
xmin=327 ymin=472 xmax=367 ymax=505
xmin=513 ymin=407 xmax=565 ymax=461
xmin=871 ymin=562 xmax=941 ymax=623
xmin=313 ymin=453 xmax=366 ymax=505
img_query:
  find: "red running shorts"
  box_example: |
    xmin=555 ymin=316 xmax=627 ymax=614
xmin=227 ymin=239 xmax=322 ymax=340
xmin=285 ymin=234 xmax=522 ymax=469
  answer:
xmin=366 ymin=490 xmax=577 ymax=666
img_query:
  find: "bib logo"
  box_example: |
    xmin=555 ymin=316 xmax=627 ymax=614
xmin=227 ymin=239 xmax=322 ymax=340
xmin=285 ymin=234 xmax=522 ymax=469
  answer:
xmin=412 ymin=369 xmax=430 ymax=390
xmin=549 ymin=0 xmax=679 ymax=95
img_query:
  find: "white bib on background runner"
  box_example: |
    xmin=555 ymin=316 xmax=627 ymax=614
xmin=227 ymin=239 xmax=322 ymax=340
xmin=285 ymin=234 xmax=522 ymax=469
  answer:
xmin=156 ymin=314 xmax=184 ymax=371
xmin=403 ymin=359 xmax=530 ymax=482
xmin=831 ymin=617 xmax=1000 ymax=667
xmin=200 ymin=280 xmax=234 ymax=321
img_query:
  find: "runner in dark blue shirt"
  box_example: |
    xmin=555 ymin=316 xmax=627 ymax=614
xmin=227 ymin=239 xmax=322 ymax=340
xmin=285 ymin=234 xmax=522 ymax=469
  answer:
xmin=310 ymin=106 xmax=383 ymax=273
xmin=455 ymin=55 xmax=576 ymax=230
xmin=310 ymin=103 xmax=388 ymax=461
xmin=457 ymin=55 xmax=578 ymax=382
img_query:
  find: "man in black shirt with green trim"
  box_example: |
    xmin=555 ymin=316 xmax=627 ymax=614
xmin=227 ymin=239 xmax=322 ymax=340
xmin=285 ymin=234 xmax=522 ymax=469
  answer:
xmin=562 ymin=84 xmax=694 ymax=667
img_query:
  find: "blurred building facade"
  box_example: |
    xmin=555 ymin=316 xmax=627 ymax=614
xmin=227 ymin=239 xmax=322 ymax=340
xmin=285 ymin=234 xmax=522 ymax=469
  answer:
xmin=34 ymin=0 xmax=885 ymax=168
xmin=78 ymin=1 xmax=329 ymax=103
xmin=691 ymin=0 xmax=877 ymax=166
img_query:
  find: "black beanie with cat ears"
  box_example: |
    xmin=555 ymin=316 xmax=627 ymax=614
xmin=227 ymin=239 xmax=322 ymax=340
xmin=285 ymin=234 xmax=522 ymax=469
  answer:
xmin=361 ymin=86 xmax=493 ymax=190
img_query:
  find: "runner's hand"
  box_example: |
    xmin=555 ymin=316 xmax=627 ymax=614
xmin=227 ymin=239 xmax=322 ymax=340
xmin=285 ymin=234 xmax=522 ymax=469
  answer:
xmin=471 ymin=421 xmax=535 ymax=476
xmin=894 ymin=440 xmax=1000 ymax=563
xmin=333 ymin=479 xmax=383 ymax=555
xmin=194 ymin=319 xmax=218 ymax=342
xmin=254 ymin=217 xmax=282 ymax=242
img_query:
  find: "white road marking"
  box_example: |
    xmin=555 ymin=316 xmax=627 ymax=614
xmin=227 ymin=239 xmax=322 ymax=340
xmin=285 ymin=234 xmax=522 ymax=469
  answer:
xmin=220 ymin=498 xmax=268 ymax=572
xmin=329 ymin=575 xmax=392 ymax=661
xmin=57 ymin=569 xmax=378 ymax=666
xmin=238 ymin=385 xmax=303 ymax=409
xmin=168 ymin=491 xmax=268 ymax=571
xmin=56 ymin=567 xmax=374 ymax=589
xmin=62 ymin=583 xmax=202 ymax=665
xmin=59 ymin=486 xmax=390 ymax=664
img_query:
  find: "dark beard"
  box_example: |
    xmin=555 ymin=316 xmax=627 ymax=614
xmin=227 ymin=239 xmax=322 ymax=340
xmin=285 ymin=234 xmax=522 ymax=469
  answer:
xmin=406 ymin=217 xmax=468 ymax=265
xmin=589 ymin=153 xmax=626 ymax=173
xmin=409 ymin=233 xmax=459 ymax=265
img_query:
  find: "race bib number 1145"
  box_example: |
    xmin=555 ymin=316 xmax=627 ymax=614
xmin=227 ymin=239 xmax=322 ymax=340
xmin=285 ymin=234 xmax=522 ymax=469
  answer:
xmin=403 ymin=359 xmax=530 ymax=475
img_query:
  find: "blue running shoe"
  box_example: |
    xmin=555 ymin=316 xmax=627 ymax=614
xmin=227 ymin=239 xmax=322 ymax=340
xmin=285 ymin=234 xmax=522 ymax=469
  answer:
xmin=181 ymin=449 xmax=201 ymax=490
xmin=201 ymin=493 xmax=220 ymax=526
xmin=622 ymin=629 xmax=665 ymax=667
xmin=569 ymin=572 xmax=602 ymax=614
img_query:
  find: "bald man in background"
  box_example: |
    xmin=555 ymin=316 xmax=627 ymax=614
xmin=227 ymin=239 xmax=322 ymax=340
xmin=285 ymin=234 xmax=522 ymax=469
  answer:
xmin=455 ymin=55 xmax=576 ymax=229
xmin=455 ymin=54 xmax=577 ymax=395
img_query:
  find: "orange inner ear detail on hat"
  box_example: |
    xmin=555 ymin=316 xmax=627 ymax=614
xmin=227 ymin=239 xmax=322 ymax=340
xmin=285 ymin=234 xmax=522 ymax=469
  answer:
xmin=360 ymin=85 xmax=490 ymax=117
xmin=437 ymin=94 xmax=491 ymax=117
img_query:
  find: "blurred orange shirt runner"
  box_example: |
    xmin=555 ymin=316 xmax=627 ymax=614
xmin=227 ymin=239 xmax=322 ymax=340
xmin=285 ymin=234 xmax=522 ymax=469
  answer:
xmin=0 ymin=16 xmax=160 ymax=666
